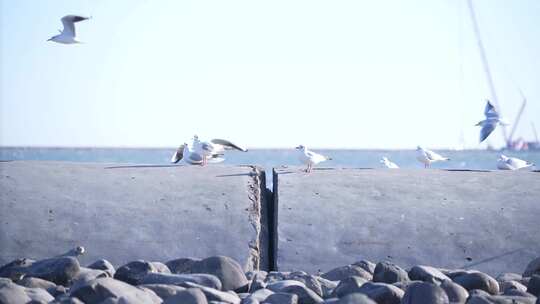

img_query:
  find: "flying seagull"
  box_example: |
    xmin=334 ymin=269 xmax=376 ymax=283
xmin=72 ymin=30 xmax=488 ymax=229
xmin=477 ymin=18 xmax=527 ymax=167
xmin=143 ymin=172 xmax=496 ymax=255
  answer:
xmin=380 ymin=156 xmax=399 ymax=169
xmin=497 ymin=154 xmax=534 ymax=170
xmin=416 ymin=146 xmax=450 ymax=168
xmin=170 ymin=143 xmax=225 ymax=166
xmin=476 ymin=100 xmax=509 ymax=143
xmin=192 ymin=135 xmax=248 ymax=166
xmin=48 ymin=15 xmax=90 ymax=44
xmin=296 ymin=145 xmax=332 ymax=173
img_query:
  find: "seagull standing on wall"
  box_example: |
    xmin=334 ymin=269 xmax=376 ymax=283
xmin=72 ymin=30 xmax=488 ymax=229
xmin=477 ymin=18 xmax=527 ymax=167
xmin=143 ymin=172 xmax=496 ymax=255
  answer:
xmin=497 ymin=154 xmax=534 ymax=170
xmin=380 ymin=156 xmax=399 ymax=169
xmin=416 ymin=146 xmax=450 ymax=168
xmin=48 ymin=15 xmax=90 ymax=44
xmin=476 ymin=100 xmax=509 ymax=143
xmin=296 ymin=145 xmax=332 ymax=173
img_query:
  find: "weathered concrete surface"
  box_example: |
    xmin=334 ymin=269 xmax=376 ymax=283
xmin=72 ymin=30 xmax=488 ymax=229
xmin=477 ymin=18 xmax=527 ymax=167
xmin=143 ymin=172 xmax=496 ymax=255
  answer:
xmin=273 ymin=167 xmax=540 ymax=275
xmin=0 ymin=161 xmax=268 ymax=271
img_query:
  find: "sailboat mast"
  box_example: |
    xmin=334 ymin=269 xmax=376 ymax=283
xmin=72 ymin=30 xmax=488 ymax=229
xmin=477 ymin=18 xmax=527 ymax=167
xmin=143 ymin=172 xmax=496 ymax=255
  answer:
xmin=466 ymin=0 xmax=509 ymax=145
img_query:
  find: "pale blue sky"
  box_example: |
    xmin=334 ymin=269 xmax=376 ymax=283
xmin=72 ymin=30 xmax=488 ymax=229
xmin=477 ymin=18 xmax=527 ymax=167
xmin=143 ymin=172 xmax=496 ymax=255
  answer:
xmin=1 ymin=0 xmax=539 ymax=149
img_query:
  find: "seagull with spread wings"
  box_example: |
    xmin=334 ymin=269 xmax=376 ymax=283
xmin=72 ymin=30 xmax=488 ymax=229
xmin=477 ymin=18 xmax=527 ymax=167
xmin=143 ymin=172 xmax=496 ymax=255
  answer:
xmin=476 ymin=100 xmax=509 ymax=143
xmin=170 ymin=143 xmax=226 ymax=165
xmin=170 ymin=136 xmax=247 ymax=166
xmin=191 ymin=135 xmax=248 ymax=166
xmin=48 ymin=15 xmax=90 ymax=44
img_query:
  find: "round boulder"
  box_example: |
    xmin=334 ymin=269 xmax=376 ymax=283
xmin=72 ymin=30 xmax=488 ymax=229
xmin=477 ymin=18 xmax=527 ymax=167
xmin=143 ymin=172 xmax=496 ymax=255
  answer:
xmin=356 ymin=282 xmax=404 ymax=304
xmin=373 ymin=262 xmax=410 ymax=284
xmin=0 ymin=279 xmax=54 ymax=303
xmin=114 ymin=260 xmax=157 ymax=285
xmin=70 ymin=277 xmax=161 ymax=303
xmin=25 ymin=256 xmax=81 ymax=286
xmin=165 ymin=257 xmax=201 ymax=274
xmin=322 ymin=265 xmax=372 ymax=281
xmin=352 ymin=260 xmax=376 ymax=275
xmin=188 ymin=256 xmax=249 ymax=292
xmin=332 ymin=276 xmax=368 ymax=298
xmin=87 ymin=259 xmax=115 ymax=277
xmin=408 ymin=265 xmax=450 ymax=284
xmin=527 ymin=274 xmax=540 ymax=297
xmin=453 ymin=272 xmax=499 ymax=295
xmin=440 ymin=279 xmax=468 ymax=303
xmin=524 ymin=257 xmax=540 ymax=278
xmin=401 ymin=282 xmax=449 ymax=304
xmin=162 ymin=288 xmax=208 ymax=304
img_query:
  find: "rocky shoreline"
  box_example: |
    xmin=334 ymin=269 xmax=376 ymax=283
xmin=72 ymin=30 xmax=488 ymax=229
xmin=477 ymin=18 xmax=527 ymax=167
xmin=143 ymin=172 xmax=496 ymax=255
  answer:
xmin=1 ymin=247 xmax=539 ymax=303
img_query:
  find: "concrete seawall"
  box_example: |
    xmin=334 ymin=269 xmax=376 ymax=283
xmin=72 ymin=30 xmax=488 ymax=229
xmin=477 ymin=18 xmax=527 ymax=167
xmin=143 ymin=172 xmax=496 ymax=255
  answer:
xmin=2 ymin=161 xmax=539 ymax=276
xmin=0 ymin=161 xmax=269 ymax=271
xmin=273 ymin=167 xmax=540 ymax=275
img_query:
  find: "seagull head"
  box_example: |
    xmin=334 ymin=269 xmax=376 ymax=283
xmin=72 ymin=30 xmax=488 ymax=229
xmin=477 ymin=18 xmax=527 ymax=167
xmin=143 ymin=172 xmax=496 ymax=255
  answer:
xmin=381 ymin=157 xmax=389 ymax=163
xmin=499 ymin=154 xmax=508 ymax=161
xmin=416 ymin=146 xmax=423 ymax=151
xmin=75 ymin=246 xmax=85 ymax=256
xmin=295 ymin=145 xmax=305 ymax=150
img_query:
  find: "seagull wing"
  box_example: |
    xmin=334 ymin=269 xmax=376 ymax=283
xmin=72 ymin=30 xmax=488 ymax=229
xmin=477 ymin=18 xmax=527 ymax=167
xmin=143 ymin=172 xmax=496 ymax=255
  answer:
xmin=210 ymin=139 xmax=248 ymax=152
xmin=61 ymin=15 xmax=88 ymax=37
xmin=306 ymin=150 xmax=328 ymax=162
xmin=170 ymin=145 xmax=185 ymax=163
xmin=425 ymin=150 xmax=445 ymax=161
xmin=484 ymin=100 xmax=499 ymax=120
xmin=479 ymin=122 xmax=496 ymax=142
xmin=201 ymin=142 xmax=215 ymax=153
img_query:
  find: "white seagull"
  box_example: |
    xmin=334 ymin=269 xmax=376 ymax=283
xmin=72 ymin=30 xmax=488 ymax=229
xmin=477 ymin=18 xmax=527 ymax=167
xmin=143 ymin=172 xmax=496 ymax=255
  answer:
xmin=416 ymin=146 xmax=450 ymax=168
xmin=170 ymin=143 xmax=225 ymax=165
xmin=295 ymin=145 xmax=332 ymax=173
xmin=380 ymin=156 xmax=399 ymax=169
xmin=497 ymin=154 xmax=534 ymax=170
xmin=48 ymin=15 xmax=90 ymax=44
xmin=476 ymin=100 xmax=509 ymax=143
xmin=191 ymin=135 xmax=248 ymax=166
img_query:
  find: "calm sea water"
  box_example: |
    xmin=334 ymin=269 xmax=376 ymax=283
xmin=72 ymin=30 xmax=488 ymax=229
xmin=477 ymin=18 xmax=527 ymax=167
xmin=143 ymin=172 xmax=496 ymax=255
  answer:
xmin=1 ymin=147 xmax=539 ymax=172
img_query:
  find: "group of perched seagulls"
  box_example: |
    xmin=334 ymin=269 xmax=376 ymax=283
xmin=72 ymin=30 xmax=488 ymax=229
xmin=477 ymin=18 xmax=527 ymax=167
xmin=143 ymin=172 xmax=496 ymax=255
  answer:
xmin=48 ymin=16 xmax=535 ymax=173
xmin=379 ymin=148 xmax=534 ymax=171
xmin=170 ymin=135 xmax=248 ymax=166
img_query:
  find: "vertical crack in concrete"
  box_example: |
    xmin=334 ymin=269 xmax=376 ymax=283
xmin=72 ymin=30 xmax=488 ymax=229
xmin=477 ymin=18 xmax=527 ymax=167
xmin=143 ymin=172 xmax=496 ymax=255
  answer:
xmin=270 ymin=168 xmax=278 ymax=271
xmin=246 ymin=166 xmax=264 ymax=271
